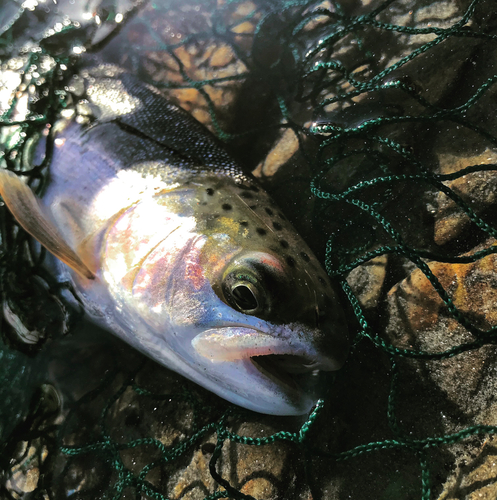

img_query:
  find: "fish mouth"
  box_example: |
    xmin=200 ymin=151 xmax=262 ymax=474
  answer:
xmin=192 ymin=326 xmax=337 ymax=395
xmin=249 ymin=354 xmax=321 ymax=392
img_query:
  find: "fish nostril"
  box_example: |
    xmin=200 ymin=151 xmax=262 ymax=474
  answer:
xmin=315 ymin=307 xmax=328 ymax=328
xmin=314 ymin=306 xmax=329 ymax=328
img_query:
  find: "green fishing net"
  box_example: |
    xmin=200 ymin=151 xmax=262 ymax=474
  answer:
xmin=2 ymin=0 xmax=497 ymax=498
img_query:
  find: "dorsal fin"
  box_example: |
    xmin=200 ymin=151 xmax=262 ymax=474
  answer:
xmin=0 ymin=169 xmax=95 ymax=280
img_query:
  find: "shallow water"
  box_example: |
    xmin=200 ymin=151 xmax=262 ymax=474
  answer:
xmin=2 ymin=0 xmax=497 ymax=499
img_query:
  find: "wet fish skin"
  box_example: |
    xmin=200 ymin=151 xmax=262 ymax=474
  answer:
xmin=1 ymin=65 xmax=348 ymax=415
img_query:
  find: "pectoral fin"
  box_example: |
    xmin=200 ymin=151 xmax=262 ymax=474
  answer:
xmin=0 ymin=169 xmax=95 ymax=280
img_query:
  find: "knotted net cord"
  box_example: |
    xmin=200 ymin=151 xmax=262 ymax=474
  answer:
xmin=2 ymin=0 xmax=497 ymax=498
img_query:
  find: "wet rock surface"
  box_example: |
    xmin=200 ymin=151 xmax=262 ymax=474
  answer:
xmin=4 ymin=327 xmax=311 ymax=499
xmin=99 ymin=0 xmax=257 ymax=133
xmin=434 ymin=150 xmax=497 ymax=246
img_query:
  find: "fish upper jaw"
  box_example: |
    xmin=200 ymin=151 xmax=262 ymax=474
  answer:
xmin=192 ymin=323 xmax=340 ymax=370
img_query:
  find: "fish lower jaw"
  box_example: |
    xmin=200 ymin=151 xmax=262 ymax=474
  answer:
xmin=249 ymin=354 xmax=320 ymax=393
xmin=191 ymin=326 xmax=332 ymax=413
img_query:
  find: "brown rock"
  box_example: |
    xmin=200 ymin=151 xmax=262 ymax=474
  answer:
xmin=108 ymin=2 xmax=252 ymax=132
xmin=384 ymin=242 xmax=497 ymax=441
xmin=253 ymin=128 xmax=300 ymax=178
xmin=168 ymin=448 xmax=217 ymax=499
xmin=387 ymin=248 xmax=497 ymax=347
xmin=232 ymin=1 xmax=257 ymax=18
xmin=439 ymin=436 xmax=497 ymax=500
xmin=241 ymin=478 xmax=277 ymax=498
xmin=210 ymin=46 xmax=235 ymax=67
xmin=231 ymin=21 xmax=256 ymax=35
xmin=5 ymin=443 xmax=42 ymax=495
xmin=347 ymin=255 xmax=388 ymax=310
xmin=434 ymin=150 xmax=497 ymax=246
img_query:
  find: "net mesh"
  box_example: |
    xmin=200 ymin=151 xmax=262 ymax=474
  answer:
xmin=2 ymin=0 xmax=497 ymax=498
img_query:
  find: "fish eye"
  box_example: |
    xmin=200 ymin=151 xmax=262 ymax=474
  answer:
xmin=231 ymin=283 xmax=259 ymax=313
xmin=220 ymin=252 xmax=288 ymax=317
xmin=221 ymin=271 xmax=264 ymax=315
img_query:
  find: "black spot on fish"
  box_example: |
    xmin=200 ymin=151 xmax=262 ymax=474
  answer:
xmin=240 ymin=220 xmax=249 ymax=227
xmin=273 ymin=221 xmax=282 ymax=231
xmin=300 ymin=252 xmax=310 ymax=262
xmin=318 ymin=276 xmax=327 ymax=286
xmin=279 ymin=240 xmax=289 ymax=249
xmin=265 ymin=208 xmax=274 ymax=216
xmin=250 ymin=186 xmax=259 ymax=192
xmin=222 ymin=203 xmax=232 ymax=211
xmin=256 ymin=228 xmax=267 ymax=236
xmin=240 ymin=191 xmax=254 ymax=199
xmin=249 ymin=205 xmax=257 ymax=210
xmin=238 ymin=184 xmax=250 ymax=190
xmin=206 ymin=188 xmax=214 ymax=195
xmin=286 ymin=256 xmax=296 ymax=267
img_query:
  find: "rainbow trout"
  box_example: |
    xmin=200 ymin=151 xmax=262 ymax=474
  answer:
xmin=0 ymin=65 xmax=348 ymax=415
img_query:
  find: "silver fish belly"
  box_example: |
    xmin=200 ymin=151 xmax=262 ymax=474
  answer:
xmin=0 ymin=66 xmax=348 ymax=415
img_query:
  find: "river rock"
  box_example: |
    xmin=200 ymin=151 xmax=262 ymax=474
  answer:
xmin=434 ymin=150 xmax=497 ymax=246
xmin=100 ymin=0 xmax=255 ymax=132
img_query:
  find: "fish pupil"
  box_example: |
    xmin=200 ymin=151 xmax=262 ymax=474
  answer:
xmin=231 ymin=284 xmax=258 ymax=312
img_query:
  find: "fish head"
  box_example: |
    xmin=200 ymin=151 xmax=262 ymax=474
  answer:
xmin=127 ymin=176 xmax=348 ymax=415
xmin=211 ymin=249 xmax=349 ymax=368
